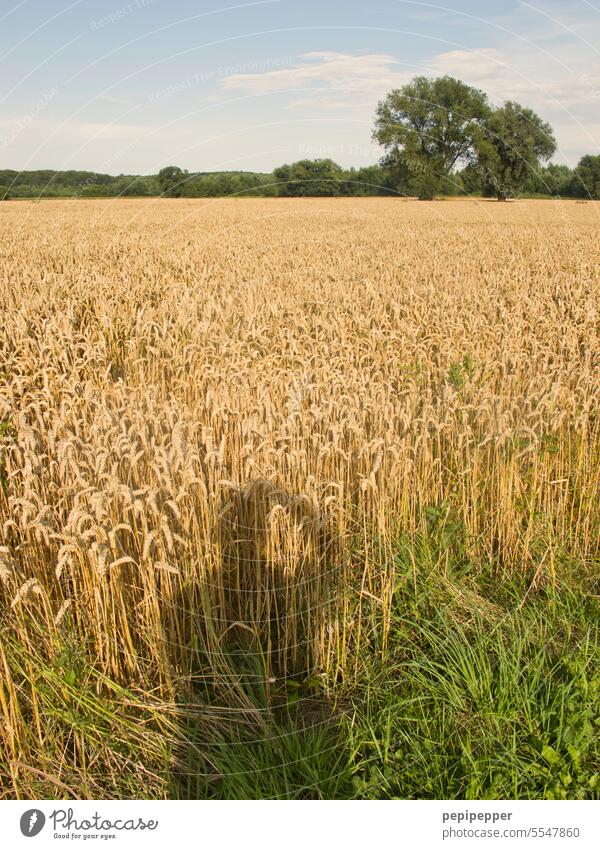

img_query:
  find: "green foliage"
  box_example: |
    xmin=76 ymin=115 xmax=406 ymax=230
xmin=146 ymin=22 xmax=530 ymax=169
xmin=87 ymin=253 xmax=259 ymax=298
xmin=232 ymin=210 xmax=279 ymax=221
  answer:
xmin=2 ymin=633 xmax=171 ymax=798
xmin=173 ymin=708 xmax=351 ymax=800
xmin=183 ymin=171 xmax=277 ymax=197
xmin=371 ymin=77 xmax=595 ymax=201
xmin=2 ymin=153 xmax=597 ymax=202
xmin=571 ymin=155 xmax=600 ymax=199
xmin=175 ymin=542 xmax=600 ymax=800
xmin=158 ymin=165 xmax=188 ymax=198
xmin=0 ymin=169 xmax=158 ymax=198
xmin=4 ymin=529 xmax=598 ymax=799
xmin=54 ymin=641 xmax=85 ymax=688
xmin=379 ymin=153 xmax=413 ymax=196
xmin=447 ymin=354 xmax=476 ymax=389
xmin=273 ymin=159 xmax=344 ymax=196
xmin=345 ymin=564 xmax=600 ymax=800
xmin=476 ymin=101 xmax=556 ymax=200
xmin=341 ymin=164 xmax=397 ymax=196
xmin=524 ymin=163 xmax=574 ymax=197
xmin=373 ymin=75 xmax=491 ymax=199
xmin=0 ymin=419 xmax=16 ymax=439
xmin=272 ymin=160 xmax=399 ymax=197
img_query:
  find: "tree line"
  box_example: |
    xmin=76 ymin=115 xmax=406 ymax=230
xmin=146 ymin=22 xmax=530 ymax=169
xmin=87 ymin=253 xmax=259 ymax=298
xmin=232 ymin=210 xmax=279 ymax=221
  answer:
xmin=0 ymin=164 xmax=398 ymax=200
xmin=1 ymin=75 xmax=599 ymax=201
xmin=372 ymin=75 xmax=598 ymax=200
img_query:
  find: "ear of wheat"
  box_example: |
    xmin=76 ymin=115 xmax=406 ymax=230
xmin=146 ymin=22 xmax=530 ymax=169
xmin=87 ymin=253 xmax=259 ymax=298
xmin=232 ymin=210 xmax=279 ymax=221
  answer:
xmin=0 ymin=197 xmax=597 ymax=797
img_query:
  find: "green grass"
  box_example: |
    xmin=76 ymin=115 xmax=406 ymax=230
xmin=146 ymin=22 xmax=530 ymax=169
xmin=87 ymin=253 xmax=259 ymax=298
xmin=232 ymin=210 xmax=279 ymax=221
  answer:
xmin=345 ymin=582 xmax=600 ymax=800
xmin=179 ymin=563 xmax=599 ymax=800
xmin=2 ymin=531 xmax=598 ymax=800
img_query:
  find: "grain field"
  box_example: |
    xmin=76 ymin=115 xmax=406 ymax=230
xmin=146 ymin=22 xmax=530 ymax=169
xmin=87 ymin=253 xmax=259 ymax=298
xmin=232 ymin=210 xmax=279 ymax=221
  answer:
xmin=0 ymin=198 xmax=598 ymax=799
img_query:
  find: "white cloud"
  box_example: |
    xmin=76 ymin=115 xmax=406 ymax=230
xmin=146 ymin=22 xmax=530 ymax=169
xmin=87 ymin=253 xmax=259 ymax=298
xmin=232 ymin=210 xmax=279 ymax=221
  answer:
xmin=220 ymin=51 xmax=408 ymax=111
xmin=216 ymin=41 xmax=600 ymax=162
xmin=429 ymin=47 xmax=600 ymax=129
xmin=430 ymin=48 xmax=512 ymax=87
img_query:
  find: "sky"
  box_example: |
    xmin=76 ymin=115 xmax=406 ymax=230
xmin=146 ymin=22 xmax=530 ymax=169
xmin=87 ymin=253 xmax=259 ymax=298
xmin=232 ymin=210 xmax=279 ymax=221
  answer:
xmin=1 ymin=0 xmax=599 ymax=174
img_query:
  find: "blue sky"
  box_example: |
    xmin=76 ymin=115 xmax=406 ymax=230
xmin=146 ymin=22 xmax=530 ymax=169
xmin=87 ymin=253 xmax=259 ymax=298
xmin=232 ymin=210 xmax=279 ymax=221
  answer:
xmin=1 ymin=0 xmax=599 ymax=173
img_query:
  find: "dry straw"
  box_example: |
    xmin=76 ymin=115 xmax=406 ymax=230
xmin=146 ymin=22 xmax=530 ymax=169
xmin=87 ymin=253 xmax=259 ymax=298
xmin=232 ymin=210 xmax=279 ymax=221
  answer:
xmin=0 ymin=197 xmax=598 ymax=793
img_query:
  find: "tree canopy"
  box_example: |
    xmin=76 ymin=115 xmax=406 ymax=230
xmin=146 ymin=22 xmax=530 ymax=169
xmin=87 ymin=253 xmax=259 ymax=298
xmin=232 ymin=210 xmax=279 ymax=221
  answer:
xmin=373 ymin=76 xmax=566 ymax=200
xmin=373 ymin=76 xmax=491 ymax=199
xmin=572 ymin=155 xmax=600 ymax=199
xmin=476 ymin=101 xmax=556 ymax=200
xmin=273 ymin=159 xmax=344 ymax=196
xmin=158 ymin=166 xmax=188 ymax=198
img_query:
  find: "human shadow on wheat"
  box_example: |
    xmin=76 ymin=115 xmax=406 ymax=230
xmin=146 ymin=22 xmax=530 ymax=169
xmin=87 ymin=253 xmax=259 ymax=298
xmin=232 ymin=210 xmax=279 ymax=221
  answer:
xmin=166 ymin=478 xmax=342 ymax=798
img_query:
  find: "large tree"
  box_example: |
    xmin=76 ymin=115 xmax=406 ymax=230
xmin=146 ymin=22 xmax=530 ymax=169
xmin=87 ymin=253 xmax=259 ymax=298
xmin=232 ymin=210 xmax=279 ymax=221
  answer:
xmin=571 ymin=154 xmax=600 ymax=199
xmin=373 ymin=75 xmax=490 ymax=199
xmin=273 ymin=159 xmax=343 ymax=196
xmin=158 ymin=165 xmax=187 ymax=198
xmin=477 ymin=102 xmax=556 ymax=200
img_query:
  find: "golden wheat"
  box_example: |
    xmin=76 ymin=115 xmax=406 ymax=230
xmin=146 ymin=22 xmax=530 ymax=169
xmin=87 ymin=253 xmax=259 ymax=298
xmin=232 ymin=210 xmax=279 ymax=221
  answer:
xmin=0 ymin=197 xmax=598 ymax=795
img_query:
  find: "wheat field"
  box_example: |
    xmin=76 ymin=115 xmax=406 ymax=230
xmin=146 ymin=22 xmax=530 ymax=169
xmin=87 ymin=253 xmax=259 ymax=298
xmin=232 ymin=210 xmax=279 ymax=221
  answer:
xmin=0 ymin=197 xmax=598 ymax=799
